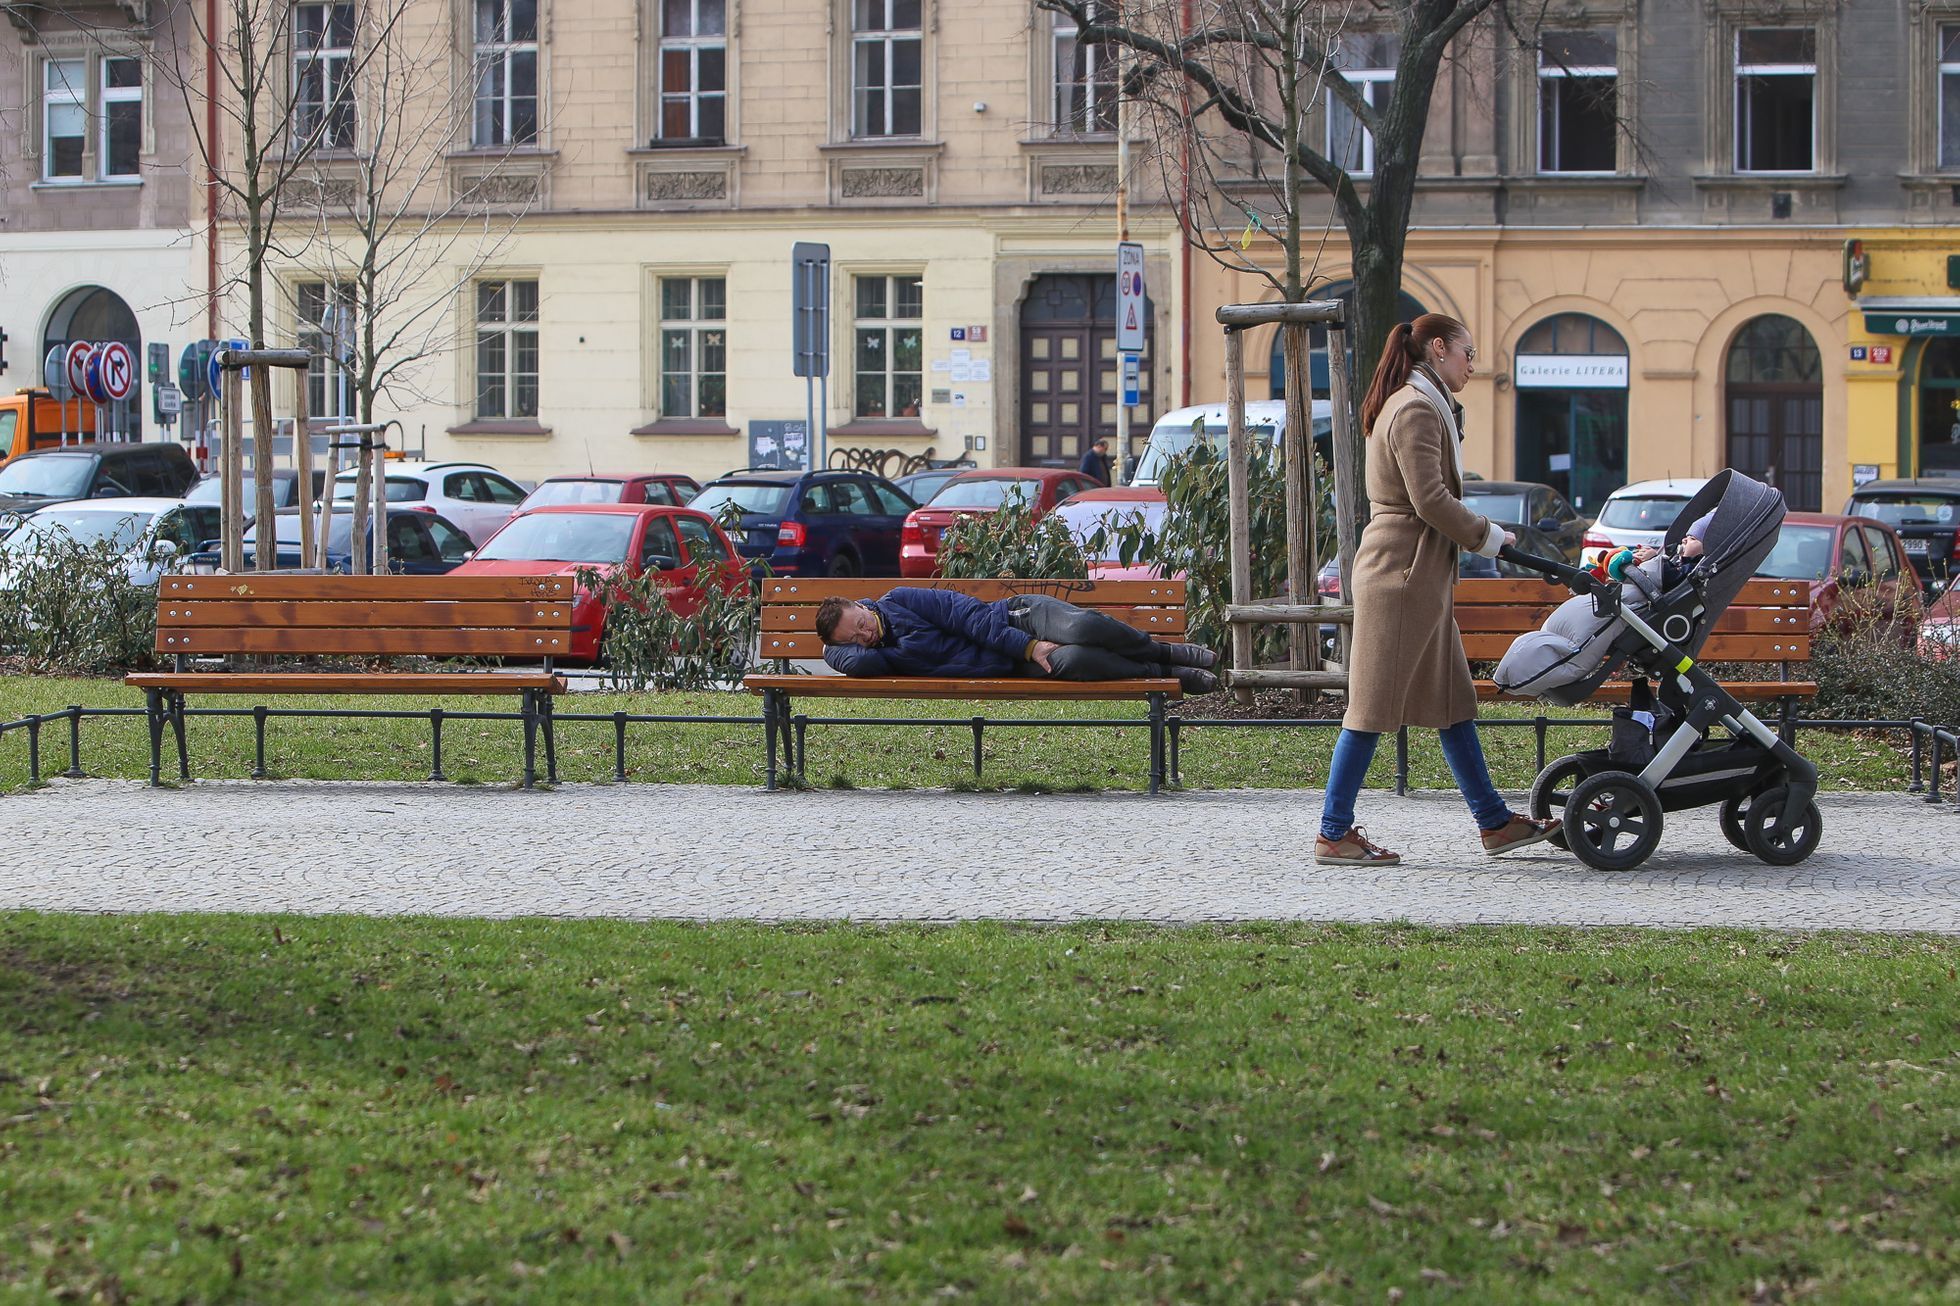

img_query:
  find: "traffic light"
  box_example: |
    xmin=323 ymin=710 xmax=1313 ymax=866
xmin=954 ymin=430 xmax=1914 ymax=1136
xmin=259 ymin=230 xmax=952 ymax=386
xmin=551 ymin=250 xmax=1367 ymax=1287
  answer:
xmin=0 ymin=327 xmax=9 ymax=376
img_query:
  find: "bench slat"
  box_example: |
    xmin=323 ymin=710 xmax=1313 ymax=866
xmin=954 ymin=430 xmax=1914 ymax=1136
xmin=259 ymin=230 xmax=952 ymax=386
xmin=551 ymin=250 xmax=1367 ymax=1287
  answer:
xmin=761 ymin=578 xmax=1185 ymax=604
xmin=1476 ymin=679 xmax=1816 ymax=703
xmin=1454 ymin=576 xmax=1810 ymax=606
xmin=159 ymin=575 xmax=573 ymax=601
xmin=759 ymin=605 xmax=1187 ymax=635
xmin=127 ymin=673 xmax=566 ymax=694
xmin=155 ymin=628 xmax=572 ymax=656
xmin=742 ymin=674 xmax=1181 ymax=700
xmin=1452 ymin=606 xmax=1811 ymax=634
xmin=1460 ymin=632 xmax=1810 ymax=662
xmin=759 ymin=628 xmax=1193 ymax=659
xmin=158 ymin=600 xmax=574 ymax=629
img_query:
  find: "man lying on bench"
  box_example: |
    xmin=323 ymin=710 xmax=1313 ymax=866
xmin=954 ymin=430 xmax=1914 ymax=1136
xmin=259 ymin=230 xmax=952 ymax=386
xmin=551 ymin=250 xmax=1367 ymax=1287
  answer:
xmin=814 ymin=589 xmax=1220 ymax=693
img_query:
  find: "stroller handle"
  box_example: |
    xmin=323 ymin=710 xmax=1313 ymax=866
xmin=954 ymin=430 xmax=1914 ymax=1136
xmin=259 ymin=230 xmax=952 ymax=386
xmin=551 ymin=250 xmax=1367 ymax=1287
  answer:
xmin=1497 ymin=544 xmax=1603 ymax=595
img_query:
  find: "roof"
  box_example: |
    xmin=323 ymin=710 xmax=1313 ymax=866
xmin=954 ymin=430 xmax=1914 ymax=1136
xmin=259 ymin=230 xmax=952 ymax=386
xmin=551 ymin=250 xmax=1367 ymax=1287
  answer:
xmin=1848 ymin=479 xmax=1960 ymax=495
xmin=536 ymin=472 xmax=692 ymax=483
xmin=1460 ymin=480 xmax=1551 ymax=495
xmin=1152 ymin=400 xmax=1327 ymax=427
xmin=1607 ymin=478 xmax=1711 ymax=497
xmin=513 ymin=502 xmax=682 ymax=515
xmin=1058 ymin=486 xmax=1167 ymax=505
xmin=21 ymin=496 xmax=195 ymax=514
xmin=1783 ymin=511 xmax=1885 ymax=528
xmin=706 ymin=469 xmax=807 ymax=484
xmin=946 ymin=466 xmax=1079 ymax=480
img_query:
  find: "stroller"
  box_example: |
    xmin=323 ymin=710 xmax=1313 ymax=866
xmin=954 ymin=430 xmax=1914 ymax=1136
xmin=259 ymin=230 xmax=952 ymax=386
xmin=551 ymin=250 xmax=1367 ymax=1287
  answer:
xmin=1491 ymin=470 xmax=1820 ymax=871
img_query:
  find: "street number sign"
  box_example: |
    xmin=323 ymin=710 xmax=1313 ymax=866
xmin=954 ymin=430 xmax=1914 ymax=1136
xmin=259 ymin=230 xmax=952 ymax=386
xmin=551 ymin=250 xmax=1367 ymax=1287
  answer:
xmin=1117 ymin=241 xmax=1146 ymax=353
xmin=98 ymin=341 xmax=134 ymax=401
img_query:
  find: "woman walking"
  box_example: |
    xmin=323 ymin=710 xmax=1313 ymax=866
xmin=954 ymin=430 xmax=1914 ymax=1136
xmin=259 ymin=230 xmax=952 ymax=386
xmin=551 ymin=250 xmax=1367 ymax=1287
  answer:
xmin=1315 ymin=314 xmax=1563 ymax=866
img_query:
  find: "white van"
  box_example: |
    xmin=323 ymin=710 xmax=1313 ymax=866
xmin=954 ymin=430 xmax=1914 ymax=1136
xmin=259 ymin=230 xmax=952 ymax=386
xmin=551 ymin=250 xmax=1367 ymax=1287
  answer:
xmin=1129 ymin=399 xmax=1334 ymax=487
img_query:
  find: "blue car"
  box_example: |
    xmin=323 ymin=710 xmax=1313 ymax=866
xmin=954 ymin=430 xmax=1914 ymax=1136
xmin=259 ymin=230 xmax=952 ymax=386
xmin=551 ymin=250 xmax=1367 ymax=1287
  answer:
xmin=689 ymin=469 xmax=917 ymax=577
xmin=187 ymin=507 xmax=474 ymax=573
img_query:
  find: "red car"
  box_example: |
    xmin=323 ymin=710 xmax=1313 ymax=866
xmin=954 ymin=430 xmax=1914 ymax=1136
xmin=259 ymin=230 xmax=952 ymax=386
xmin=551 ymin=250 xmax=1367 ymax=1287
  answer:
xmin=517 ymin=472 xmax=700 ymax=512
xmin=1919 ymin=583 xmax=1957 ymax=660
xmin=451 ymin=503 xmax=743 ymax=661
xmin=898 ymin=466 xmax=1103 ymax=578
xmin=1754 ymin=512 xmax=1922 ymax=644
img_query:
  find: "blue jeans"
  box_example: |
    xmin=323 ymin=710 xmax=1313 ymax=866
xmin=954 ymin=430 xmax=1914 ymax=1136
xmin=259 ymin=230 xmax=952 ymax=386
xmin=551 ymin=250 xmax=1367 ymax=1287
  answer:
xmin=1318 ymin=721 xmax=1512 ymax=841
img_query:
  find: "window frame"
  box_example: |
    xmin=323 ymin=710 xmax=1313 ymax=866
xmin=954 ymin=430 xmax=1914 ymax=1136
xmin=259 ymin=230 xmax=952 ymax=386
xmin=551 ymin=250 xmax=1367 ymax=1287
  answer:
xmin=1050 ymin=1 xmax=1115 ymax=136
xmin=1940 ymin=21 xmax=1960 ymax=170
xmin=98 ymin=55 xmax=144 ymax=179
xmin=850 ymin=0 xmax=923 ymax=140
xmin=1325 ymin=37 xmax=1396 ymax=177
xmin=851 ymin=273 xmax=925 ymax=421
xmin=656 ymin=274 xmax=729 ymax=420
xmin=472 ymin=0 xmax=541 ymax=148
xmin=295 ymin=278 xmax=357 ymax=422
xmin=1535 ymin=31 xmax=1618 ymax=176
xmin=473 ymin=277 xmax=541 ymax=421
xmin=42 ymin=57 xmax=88 ymax=182
xmin=292 ymin=1 xmax=357 ymax=152
xmin=656 ymin=0 xmax=727 ymax=145
xmin=1733 ymin=26 xmax=1817 ymax=175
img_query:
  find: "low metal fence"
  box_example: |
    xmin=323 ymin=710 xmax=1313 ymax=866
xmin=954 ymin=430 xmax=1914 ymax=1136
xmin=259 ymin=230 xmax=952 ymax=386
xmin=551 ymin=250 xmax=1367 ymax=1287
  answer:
xmin=1 ymin=701 xmax=1954 ymax=811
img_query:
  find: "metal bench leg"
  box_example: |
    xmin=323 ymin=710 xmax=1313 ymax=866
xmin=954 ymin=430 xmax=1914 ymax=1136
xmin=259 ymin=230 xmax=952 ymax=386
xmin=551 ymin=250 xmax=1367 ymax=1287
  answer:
xmin=762 ymin=688 xmax=780 ymax=790
xmin=541 ymin=691 xmax=559 ymax=784
xmin=1148 ymin=692 xmax=1166 ymax=796
xmin=168 ymin=692 xmax=190 ymax=780
xmin=520 ymin=690 xmax=539 ymax=790
xmin=144 ymin=690 xmax=164 ymax=787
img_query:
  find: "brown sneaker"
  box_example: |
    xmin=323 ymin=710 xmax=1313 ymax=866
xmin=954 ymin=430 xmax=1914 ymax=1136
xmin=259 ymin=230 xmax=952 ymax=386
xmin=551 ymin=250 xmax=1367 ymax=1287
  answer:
xmin=1482 ymin=813 xmax=1562 ymax=857
xmin=1314 ymin=826 xmax=1402 ymax=866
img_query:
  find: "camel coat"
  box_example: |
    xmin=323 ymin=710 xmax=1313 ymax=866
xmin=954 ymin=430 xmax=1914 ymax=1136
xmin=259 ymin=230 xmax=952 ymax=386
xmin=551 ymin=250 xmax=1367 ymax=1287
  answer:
xmin=1342 ymin=370 xmax=1504 ymax=734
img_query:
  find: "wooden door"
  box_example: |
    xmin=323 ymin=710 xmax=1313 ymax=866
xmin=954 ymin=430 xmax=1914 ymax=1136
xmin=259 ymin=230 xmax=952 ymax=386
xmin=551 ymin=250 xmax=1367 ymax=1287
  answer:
xmin=1019 ymin=274 xmax=1152 ymax=468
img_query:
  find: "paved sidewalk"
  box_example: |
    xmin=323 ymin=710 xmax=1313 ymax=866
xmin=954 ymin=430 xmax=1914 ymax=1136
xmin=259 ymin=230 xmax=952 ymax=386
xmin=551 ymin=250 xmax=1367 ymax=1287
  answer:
xmin=8 ymin=780 xmax=1958 ymax=931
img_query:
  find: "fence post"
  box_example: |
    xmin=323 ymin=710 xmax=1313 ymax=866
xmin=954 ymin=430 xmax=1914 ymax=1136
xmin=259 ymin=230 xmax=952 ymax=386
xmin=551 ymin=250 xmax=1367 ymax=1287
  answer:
xmin=251 ymin=705 xmax=269 ymax=779
xmin=613 ymin=711 xmax=629 ymax=783
xmin=1395 ymin=726 xmax=1410 ymax=797
xmin=26 ymin=717 xmax=41 ymax=785
xmin=65 ymin=705 xmax=84 ymax=779
xmin=971 ymin=716 xmax=985 ymax=777
xmin=1534 ymin=714 xmax=1548 ymax=774
xmin=1928 ymin=730 xmax=1945 ymax=806
xmin=429 ymin=708 xmax=446 ymax=783
xmin=1908 ymin=718 xmax=1925 ymax=793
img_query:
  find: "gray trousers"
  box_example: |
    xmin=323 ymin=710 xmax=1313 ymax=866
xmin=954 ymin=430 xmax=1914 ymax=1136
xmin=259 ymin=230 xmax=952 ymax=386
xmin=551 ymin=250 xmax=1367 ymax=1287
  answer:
xmin=1004 ymin=594 xmax=1168 ymax=680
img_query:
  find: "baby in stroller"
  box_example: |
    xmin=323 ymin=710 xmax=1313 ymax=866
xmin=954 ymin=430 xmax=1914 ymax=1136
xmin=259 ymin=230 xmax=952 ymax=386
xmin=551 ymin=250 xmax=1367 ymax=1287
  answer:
xmin=1491 ymin=472 xmax=1822 ymax=872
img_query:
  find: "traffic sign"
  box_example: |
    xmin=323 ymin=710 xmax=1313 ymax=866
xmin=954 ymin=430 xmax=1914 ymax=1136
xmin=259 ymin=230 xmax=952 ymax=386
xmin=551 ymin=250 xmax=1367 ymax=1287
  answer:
xmin=179 ymin=340 xmax=214 ymax=402
xmin=158 ymin=383 xmax=183 ymax=416
xmin=44 ymin=346 xmax=71 ymax=399
xmin=1122 ymin=352 xmax=1140 ymax=407
xmin=209 ymin=336 xmax=249 ymax=396
xmin=65 ymin=341 xmax=94 ymax=398
xmin=83 ymin=351 xmax=112 ymax=405
xmin=98 ymin=341 xmax=134 ymax=401
xmin=147 ymin=341 xmax=169 ymax=383
xmin=1117 ymin=241 xmax=1146 ymax=353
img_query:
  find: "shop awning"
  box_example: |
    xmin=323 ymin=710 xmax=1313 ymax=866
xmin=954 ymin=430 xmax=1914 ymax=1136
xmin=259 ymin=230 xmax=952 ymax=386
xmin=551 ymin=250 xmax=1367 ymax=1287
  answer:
xmin=1860 ymin=297 xmax=1960 ymax=336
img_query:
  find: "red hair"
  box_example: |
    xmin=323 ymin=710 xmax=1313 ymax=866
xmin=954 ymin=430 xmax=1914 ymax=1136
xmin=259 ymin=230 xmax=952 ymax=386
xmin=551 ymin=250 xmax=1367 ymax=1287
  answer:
xmin=1359 ymin=313 xmax=1470 ymax=434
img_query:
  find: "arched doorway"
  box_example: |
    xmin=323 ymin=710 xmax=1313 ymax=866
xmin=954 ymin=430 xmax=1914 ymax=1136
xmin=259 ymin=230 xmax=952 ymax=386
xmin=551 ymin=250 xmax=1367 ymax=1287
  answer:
xmin=1018 ymin=274 xmax=1153 ymax=468
xmin=1512 ymin=312 xmax=1629 ymax=514
xmin=1269 ymin=281 xmax=1425 ymax=400
xmin=42 ymin=285 xmax=143 ymax=439
xmin=1915 ymin=338 xmax=1960 ymax=477
xmin=1725 ymin=315 xmax=1822 ymax=510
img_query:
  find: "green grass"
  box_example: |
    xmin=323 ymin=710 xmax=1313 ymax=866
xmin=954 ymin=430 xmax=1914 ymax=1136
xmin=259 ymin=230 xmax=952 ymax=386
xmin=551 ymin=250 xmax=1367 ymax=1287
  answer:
xmin=0 ymin=916 xmax=1955 ymax=1302
xmin=0 ymin=674 xmax=1910 ymax=795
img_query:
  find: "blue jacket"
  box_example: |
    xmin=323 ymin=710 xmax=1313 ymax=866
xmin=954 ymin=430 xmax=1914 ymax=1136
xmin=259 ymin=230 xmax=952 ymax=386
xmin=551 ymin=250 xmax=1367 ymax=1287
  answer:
xmin=823 ymin=587 xmax=1033 ymax=677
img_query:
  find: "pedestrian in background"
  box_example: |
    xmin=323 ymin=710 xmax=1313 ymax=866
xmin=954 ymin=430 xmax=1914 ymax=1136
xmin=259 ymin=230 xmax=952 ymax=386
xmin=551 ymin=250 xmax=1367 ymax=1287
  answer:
xmin=1078 ymin=437 xmax=1113 ymax=486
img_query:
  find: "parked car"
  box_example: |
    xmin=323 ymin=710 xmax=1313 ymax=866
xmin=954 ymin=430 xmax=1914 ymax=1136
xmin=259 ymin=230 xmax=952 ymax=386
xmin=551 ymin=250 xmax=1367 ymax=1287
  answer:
xmin=1131 ymin=400 xmax=1334 ymax=488
xmin=1458 ymin=481 xmax=1590 ymax=563
xmin=1841 ymin=478 xmax=1960 ymax=592
xmin=1581 ymin=477 xmax=1710 ymax=566
xmin=690 ymin=469 xmax=916 ymax=577
xmin=1919 ymin=582 xmax=1958 ymax=659
xmin=891 ymin=463 xmax=976 ymax=508
xmin=517 ymin=472 xmax=701 ymax=512
xmin=188 ymin=506 xmax=474 ymax=575
xmin=452 ymin=503 xmax=745 ymax=662
xmin=1754 ymin=512 xmax=1922 ymax=643
xmin=330 ymin=460 xmax=528 ymax=546
xmin=0 ymin=442 xmax=199 ymax=515
xmin=187 ymin=468 xmax=325 ymax=511
xmin=0 ymin=498 xmax=222 ymax=588
xmin=1051 ymin=486 xmax=1172 ymax=581
xmin=899 ymin=467 xmax=1102 ymax=578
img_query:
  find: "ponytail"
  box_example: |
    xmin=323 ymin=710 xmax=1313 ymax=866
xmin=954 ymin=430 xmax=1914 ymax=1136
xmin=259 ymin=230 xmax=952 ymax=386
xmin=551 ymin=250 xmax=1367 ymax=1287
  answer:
xmin=1359 ymin=312 xmax=1471 ymax=434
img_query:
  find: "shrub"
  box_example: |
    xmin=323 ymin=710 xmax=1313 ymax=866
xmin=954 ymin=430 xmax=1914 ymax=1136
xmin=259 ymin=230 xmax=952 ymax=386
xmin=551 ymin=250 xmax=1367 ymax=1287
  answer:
xmin=0 ymin=528 xmax=172 ymax=674
xmin=575 ymin=561 xmax=761 ymax=692
xmin=1810 ymin=612 xmax=1960 ymax=727
xmin=936 ymin=488 xmax=1089 ymax=580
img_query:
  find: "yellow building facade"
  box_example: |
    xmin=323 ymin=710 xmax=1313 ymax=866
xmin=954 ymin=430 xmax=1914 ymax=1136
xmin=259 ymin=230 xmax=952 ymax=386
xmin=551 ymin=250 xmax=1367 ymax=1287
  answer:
xmin=1842 ymin=231 xmax=1960 ymax=485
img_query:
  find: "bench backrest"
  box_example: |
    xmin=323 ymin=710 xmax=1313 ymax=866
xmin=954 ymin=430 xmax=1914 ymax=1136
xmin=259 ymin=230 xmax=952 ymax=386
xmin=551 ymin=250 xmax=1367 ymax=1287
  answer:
xmin=1454 ymin=577 xmax=1813 ymax=666
xmin=154 ymin=575 xmax=577 ymax=659
xmin=758 ymin=577 xmax=1187 ymax=661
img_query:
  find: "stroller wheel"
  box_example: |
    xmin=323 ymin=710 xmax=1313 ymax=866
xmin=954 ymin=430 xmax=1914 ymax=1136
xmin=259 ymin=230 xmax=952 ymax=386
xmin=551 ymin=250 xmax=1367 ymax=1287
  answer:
xmin=1528 ymin=754 xmax=1590 ymax=851
xmin=1718 ymin=794 xmax=1752 ymax=852
xmin=1564 ymin=771 xmax=1664 ymax=872
xmin=1742 ymin=786 xmax=1823 ymax=866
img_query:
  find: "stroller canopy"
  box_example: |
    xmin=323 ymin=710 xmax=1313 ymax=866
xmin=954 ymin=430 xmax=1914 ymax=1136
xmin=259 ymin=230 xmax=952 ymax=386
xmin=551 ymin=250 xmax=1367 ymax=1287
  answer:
xmin=1663 ymin=469 xmax=1786 ymax=626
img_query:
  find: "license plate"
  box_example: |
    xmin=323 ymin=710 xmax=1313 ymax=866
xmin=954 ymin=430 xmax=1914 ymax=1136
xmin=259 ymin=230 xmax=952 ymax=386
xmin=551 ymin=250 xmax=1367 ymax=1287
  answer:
xmin=1904 ymin=539 xmax=1930 ymax=555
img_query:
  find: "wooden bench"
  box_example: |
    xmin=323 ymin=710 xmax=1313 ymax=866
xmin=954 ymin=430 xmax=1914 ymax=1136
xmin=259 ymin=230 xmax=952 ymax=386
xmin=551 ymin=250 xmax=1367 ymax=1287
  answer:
xmin=1455 ymin=576 xmax=1815 ymax=711
xmin=742 ymin=578 xmax=1188 ymax=794
xmin=126 ymin=574 xmax=575 ymax=787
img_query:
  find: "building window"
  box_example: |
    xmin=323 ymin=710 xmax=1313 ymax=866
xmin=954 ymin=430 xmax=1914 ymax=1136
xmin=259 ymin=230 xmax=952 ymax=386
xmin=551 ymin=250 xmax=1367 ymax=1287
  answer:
xmin=297 ymin=280 xmax=356 ymax=419
xmin=657 ymin=0 xmax=725 ymax=144
xmin=852 ymin=0 xmax=921 ymax=139
xmin=1941 ymin=24 xmax=1960 ymax=169
xmin=475 ymin=279 xmax=539 ymax=419
xmin=1734 ymin=27 xmax=1815 ymax=173
xmin=658 ymin=276 xmax=727 ymax=418
xmin=294 ymin=2 xmax=356 ymax=149
xmin=1327 ymin=33 xmax=1396 ymax=176
xmin=43 ymin=59 xmax=87 ymax=180
xmin=853 ymin=274 xmax=923 ymax=419
xmin=1537 ymin=30 xmax=1616 ymax=173
xmin=1052 ymin=3 xmax=1114 ymax=134
xmin=473 ymin=0 xmax=539 ymax=147
xmin=100 ymin=58 xmax=144 ymax=177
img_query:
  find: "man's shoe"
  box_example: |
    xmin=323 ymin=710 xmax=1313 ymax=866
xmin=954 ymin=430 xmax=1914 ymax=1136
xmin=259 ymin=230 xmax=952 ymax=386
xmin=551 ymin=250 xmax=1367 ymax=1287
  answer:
xmin=1170 ymin=666 xmax=1219 ymax=694
xmin=1314 ymin=826 xmax=1402 ymax=866
xmin=1157 ymin=641 xmax=1218 ymax=669
xmin=1482 ymin=813 xmax=1561 ymax=856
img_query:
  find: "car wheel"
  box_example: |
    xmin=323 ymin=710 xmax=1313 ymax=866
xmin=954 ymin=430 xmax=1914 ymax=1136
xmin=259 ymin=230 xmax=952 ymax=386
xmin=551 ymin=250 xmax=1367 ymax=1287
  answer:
xmin=828 ymin=552 xmax=859 ymax=578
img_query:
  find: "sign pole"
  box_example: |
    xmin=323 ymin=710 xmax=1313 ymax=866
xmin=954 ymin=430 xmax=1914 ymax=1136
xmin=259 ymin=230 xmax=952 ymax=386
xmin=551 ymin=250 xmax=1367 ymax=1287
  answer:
xmin=1116 ymin=50 xmax=1130 ymax=483
xmin=370 ymin=424 xmax=390 ymax=576
xmin=221 ymin=363 xmax=246 ymax=573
